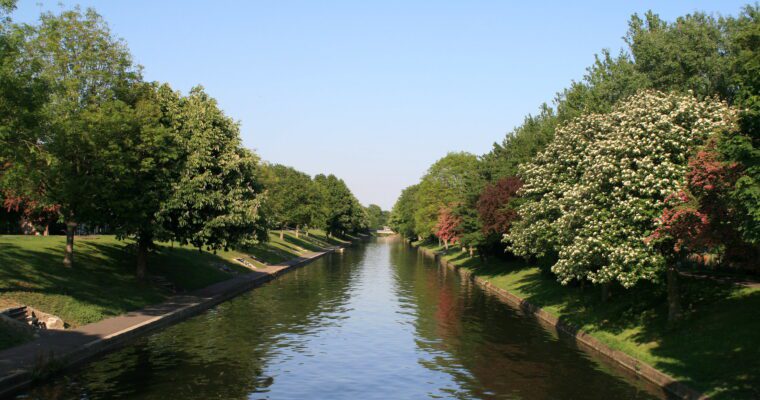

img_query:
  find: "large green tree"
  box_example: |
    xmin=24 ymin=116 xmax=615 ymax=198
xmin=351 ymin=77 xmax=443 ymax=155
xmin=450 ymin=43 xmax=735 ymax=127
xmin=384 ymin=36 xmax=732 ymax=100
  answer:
xmin=365 ymin=204 xmax=387 ymax=230
xmin=10 ymin=8 xmax=139 ymax=267
xmin=389 ymin=184 xmax=419 ymax=239
xmin=312 ymin=174 xmax=366 ymax=237
xmin=261 ymin=163 xmax=316 ymax=239
xmin=92 ymin=83 xmax=183 ymax=279
xmin=157 ymin=86 xmax=267 ymax=254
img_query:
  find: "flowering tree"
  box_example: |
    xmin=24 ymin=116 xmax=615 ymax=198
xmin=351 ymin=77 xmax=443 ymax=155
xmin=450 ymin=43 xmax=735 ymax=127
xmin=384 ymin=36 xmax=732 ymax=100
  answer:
xmin=507 ymin=91 xmax=736 ymax=321
xmin=435 ymin=206 xmax=462 ymax=250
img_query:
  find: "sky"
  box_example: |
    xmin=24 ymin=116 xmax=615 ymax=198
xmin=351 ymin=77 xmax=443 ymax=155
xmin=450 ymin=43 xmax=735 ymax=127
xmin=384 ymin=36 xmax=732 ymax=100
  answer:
xmin=12 ymin=0 xmax=750 ymax=209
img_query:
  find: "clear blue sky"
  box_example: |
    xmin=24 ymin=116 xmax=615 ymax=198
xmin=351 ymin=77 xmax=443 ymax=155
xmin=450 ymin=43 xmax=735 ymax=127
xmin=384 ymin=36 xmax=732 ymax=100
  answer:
xmin=12 ymin=1 xmax=749 ymax=209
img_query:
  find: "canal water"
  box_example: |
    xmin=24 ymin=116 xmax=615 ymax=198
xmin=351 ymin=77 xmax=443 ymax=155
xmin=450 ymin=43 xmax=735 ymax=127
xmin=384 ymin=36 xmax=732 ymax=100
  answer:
xmin=21 ymin=237 xmax=661 ymax=399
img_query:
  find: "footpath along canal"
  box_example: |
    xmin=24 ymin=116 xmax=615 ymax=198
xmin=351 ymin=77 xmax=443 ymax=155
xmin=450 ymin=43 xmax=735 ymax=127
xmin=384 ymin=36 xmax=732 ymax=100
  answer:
xmin=18 ymin=237 xmax=663 ymax=399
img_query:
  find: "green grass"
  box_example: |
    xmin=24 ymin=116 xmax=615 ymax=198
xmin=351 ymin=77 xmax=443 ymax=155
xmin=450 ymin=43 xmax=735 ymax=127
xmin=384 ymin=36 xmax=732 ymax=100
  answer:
xmin=0 ymin=230 xmax=346 ymax=350
xmin=416 ymin=241 xmax=760 ymax=399
xmin=238 ymin=229 xmax=350 ymax=266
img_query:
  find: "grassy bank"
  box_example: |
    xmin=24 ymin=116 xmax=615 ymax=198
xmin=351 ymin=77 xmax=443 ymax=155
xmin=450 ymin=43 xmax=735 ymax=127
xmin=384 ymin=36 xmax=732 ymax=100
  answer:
xmin=0 ymin=230 xmax=349 ymax=350
xmin=415 ymin=241 xmax=759 ymax=399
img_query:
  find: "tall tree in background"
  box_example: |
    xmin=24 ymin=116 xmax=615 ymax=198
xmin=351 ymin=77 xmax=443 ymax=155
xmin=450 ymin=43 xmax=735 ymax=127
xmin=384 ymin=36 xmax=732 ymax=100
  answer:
xmin=313 ymin=174 xmax=366 ymax=237
xmin=365 ymin=204 xmax=386 ymax=230
xmin=261 ymin=163 xmax=316 ymax=239
xmin=413 ymin=152 xmax=479 ymax=240
xmin=389 ymin=184 xmax=419 ymax=239
xmin=481 ymin=105 xmax=558 ymax=182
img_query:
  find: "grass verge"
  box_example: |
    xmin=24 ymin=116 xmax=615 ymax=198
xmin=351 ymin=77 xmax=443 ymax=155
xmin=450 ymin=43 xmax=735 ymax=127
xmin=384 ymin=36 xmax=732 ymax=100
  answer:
xmin=414 ymin=240 xmax=760 ymax=399
xmin=0 ymin=230 xmax=348 ymax=350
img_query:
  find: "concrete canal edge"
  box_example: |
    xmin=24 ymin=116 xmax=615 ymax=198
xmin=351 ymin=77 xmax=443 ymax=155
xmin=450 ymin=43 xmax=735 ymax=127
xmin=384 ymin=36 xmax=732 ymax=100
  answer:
xmin=0 ymin=245 xmax=347 ymax=398
xmin=416 ymin=244 xmax=709 ymax=400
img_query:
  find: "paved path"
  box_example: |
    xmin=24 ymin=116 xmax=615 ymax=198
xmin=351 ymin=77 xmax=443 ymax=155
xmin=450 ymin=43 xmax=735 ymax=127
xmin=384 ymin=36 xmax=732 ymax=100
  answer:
xmin=0 ymin=248 xmax=337 ymax=398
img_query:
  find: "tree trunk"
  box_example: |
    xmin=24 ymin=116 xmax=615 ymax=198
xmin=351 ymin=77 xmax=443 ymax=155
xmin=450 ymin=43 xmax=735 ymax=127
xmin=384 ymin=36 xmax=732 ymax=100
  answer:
xmin=601 ymin=282 xmax=610 ymax=302
xmin=280 ymin=229 xmax=284 ymax=240
xmin=296 ymin=225 xmax=300 ymax=238
xmin=469 ymin=246 xmax=474 ymax=257
xmin=43 ymin=225 xmax=49 ymax=236
xmin=438 ymin=238 xmax=442 ymax=247
xmin=667 ymin=263 xmax=682 ymax=325
xmin=444 ymin=239 xmax=449 ymax=250
xmin=136 ymin=237 xmax=150 ymax=280
xmin=63 ymin=220 xmax=76 ymax=268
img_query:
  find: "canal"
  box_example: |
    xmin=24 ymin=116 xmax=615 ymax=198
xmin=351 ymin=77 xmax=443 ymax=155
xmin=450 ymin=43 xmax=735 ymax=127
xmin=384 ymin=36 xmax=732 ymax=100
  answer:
xmin=21 ymin=237 xmax=661 ymax=399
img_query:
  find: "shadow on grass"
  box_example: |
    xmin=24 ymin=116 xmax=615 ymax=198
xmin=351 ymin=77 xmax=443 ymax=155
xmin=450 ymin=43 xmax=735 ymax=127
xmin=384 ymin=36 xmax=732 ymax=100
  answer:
xmin=282 ymin=234 xmax=324 ymax=252
xmin=0 ymin=238 xmax=238 ymax=326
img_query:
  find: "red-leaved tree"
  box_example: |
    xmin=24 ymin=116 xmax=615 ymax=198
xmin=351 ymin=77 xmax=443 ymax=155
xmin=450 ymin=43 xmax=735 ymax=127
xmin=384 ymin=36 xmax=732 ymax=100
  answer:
xmin=476 ymin=176 xmax=522 ymax=249
xmin=436 ymin=205 xmax=462 ymax=249
xmin=2 ymin=192 xmax=60 ymax=235
xmin=649 ymin=143 xmax=750 ymax=266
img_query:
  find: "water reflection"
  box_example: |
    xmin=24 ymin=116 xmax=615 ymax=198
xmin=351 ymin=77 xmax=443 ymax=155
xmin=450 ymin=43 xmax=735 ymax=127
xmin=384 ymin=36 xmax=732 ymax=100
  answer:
xmin=21 ymin=237 xmax=661 ymax=400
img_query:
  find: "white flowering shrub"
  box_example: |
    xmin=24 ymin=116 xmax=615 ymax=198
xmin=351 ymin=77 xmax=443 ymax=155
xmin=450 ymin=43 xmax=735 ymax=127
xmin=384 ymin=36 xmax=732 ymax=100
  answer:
xmin=507 ymin=91 xmax=736 ymax=287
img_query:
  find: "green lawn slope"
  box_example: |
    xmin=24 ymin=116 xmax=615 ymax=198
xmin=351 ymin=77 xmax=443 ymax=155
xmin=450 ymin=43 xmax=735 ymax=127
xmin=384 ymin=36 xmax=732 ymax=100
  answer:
xmin=0 ymin=230 xmax=348 ymax=350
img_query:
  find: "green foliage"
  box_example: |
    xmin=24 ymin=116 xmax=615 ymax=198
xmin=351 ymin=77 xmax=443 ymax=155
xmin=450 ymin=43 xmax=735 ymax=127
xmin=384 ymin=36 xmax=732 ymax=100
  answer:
xmin=626 ymin=11 xmax=730 ymax=99
xmin=364 ymin=204 xmax=388 ymax=230
xmin=6 ymin=8 xmax=139 ymax=226
xmin=556 ymin=50 xmax=648 ymax=122
xmin=312 ymin=174 xmax=366 ymax=236
xmin=481 ymin=105 xmax=557 ymax=182
xmin=157 ymin=86 xmax=267 ymax=251
xmin=389 ymin=184 xmax=419 ymax=238
xmin=413 ymin=152 xmax=480 ymax=239
xmin=260 ymin=163 xmax=317 ymax=231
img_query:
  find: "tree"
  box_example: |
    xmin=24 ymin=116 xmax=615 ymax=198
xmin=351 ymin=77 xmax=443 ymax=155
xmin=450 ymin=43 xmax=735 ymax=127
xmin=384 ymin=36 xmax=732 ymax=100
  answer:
xmin=10 ymin=8 xmax=139 ymax=267
xmin=413 ymin=152 xmax=479 ymax=240
xmin=508 ymin=91 xmax=736 ymax=322
xmin=435 ymin=205 xmax=462 ymax=250
xmin=90 ymin=82 xmax=183 ymax=279
xmin=389 ymin=184 xmax=419 ymax=239
xmin=476 ymin=176 xmax=522 ymax=253
xmin=312 ymin=174 xmax=365 ymax=237
xmin=261 ymin=164 xmax=316 ymax=239
xmin=365 ymin=204 xmax=386 ymax=230
xmin=648 ymin=140 xmax=757 ymax=270
xmin=481 ymin=105 xmax=558 ymax=182
xmin=157 ymin=86 xmax=267 ymax=257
